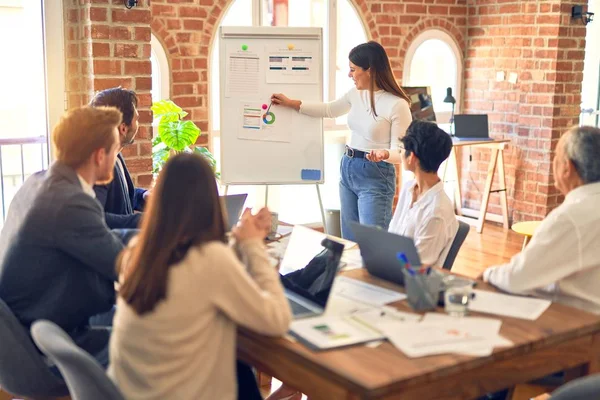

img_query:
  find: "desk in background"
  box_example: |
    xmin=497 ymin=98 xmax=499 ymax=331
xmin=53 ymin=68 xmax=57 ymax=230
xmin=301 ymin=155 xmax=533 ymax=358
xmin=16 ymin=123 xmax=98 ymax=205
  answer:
xmin=442 ymin=139 xmax=510 ymax=234
xmin=238 ymin=268 xmax=600 ymax=400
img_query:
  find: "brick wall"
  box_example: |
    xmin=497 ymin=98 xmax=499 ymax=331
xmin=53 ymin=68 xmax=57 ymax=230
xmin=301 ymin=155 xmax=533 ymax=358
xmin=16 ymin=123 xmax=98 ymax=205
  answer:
xmin=463 ymin=0 xmax=587 ymax=222
xmin=149 ymin=0 xmax=467 ymax=203
xmin=65 ymin=0 xmax=588 ymax=214
xmin=63 ymin=0 xmax=154 ymax=187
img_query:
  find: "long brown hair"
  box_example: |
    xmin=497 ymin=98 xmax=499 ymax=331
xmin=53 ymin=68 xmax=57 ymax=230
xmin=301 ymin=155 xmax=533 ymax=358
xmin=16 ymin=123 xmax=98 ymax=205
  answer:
xmin=348 ymin=41 xmax=410 ymax=117
xmin=119 ymin=153 xmax=227 ymax=315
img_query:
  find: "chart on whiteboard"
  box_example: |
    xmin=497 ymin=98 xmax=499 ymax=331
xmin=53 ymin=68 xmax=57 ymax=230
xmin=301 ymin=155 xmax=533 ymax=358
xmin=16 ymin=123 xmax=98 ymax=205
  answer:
xmin=225 ymin=46 xmax=260 ymax=98
xmin=238 ymin=101 xmax=293 ymax=143
xmin=266 ymin=44 xmax=319 ymax=84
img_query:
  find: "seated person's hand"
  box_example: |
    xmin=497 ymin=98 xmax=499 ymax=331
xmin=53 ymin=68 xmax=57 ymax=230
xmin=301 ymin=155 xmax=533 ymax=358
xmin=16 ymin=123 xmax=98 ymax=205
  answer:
xmin=233 ymin=208 xmax=270 ymax=243
xmin=366 ymin=149 xmax=389 ymax=162
xmin=253 ymin=207 xmax=272 ymax=233
xmin=143 ymin=190 xmax=151 ymax=201
xmin=476 ymin=269 xmax=487 ymax=282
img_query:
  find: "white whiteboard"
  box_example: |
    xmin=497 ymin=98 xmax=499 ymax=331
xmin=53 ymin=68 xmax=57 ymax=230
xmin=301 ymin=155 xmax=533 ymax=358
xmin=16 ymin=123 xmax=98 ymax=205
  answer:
xmin=219 ymin=26 xmax=324 ymax=185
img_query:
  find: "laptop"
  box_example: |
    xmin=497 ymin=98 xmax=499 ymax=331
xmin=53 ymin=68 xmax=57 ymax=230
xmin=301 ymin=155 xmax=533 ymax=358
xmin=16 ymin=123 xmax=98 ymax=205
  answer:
xmin=350 ymin=222 xmax=422 ymax=286
xmin=281 ymin=236 xmax=345 ymax=319
xmin=453 ymin=114 xmax=493 ymax=141
xmin=220 ymin=194 xmax=248 ymax=232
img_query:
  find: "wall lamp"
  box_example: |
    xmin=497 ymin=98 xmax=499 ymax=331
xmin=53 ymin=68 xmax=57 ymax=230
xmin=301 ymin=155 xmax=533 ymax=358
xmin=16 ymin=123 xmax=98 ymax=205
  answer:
xmin=572 ymin=5 xmax=594 ymax=25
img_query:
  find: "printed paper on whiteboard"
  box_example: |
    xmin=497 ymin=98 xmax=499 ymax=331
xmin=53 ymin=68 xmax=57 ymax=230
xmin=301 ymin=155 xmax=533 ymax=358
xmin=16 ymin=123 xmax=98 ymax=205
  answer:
xmin=238 ymin=102 xmax=292 ymax=143
xmin=225 ymin=46 xmax=260 ymax=98
xmin=266 ymin=45 xmax=318 ymax=84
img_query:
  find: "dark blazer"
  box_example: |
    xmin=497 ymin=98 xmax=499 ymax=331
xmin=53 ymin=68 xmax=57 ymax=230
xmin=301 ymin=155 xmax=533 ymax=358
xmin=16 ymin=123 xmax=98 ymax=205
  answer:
xmin=0 ymin=162 xmax=124 ymax=337
xmin=94 ymin=153 xmax=145 ymax=229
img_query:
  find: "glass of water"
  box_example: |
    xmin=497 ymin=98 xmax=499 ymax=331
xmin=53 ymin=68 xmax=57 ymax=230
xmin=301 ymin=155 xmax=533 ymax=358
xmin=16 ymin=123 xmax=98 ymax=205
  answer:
xmin=443 ymin=276 xmax=474 ymax=317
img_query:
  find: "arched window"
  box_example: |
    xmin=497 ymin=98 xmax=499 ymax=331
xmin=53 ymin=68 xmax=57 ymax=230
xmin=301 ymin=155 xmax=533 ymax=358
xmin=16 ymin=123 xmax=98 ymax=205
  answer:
xmin=150 ymin=34 xmax=170 ymax=103
xmin=209 ymin=0 xmax=368 ymax=224
xmin=403 ymin=29 xmax=463 ymax=125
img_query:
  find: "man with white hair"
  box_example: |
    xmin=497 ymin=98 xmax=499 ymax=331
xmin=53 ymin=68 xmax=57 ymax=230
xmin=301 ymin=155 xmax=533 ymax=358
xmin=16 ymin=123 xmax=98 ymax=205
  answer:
xmin=483 ymin=125 xmax=600 ymax=314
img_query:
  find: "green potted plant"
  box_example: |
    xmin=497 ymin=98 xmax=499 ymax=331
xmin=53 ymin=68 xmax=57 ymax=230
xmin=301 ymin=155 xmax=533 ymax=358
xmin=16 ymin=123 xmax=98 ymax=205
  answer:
xmin=151 ymin=100 xmax=220 ymax=179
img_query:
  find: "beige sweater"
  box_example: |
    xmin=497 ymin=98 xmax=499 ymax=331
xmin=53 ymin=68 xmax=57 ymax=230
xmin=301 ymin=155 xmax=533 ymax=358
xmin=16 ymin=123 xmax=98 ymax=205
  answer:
xmin=108 ymin=239 xmax=292 ymax=400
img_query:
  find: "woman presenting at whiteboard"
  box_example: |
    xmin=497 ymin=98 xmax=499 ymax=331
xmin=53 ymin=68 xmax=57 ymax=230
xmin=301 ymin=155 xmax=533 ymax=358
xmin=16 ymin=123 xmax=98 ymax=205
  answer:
xmin=271 ymin=41 xmax=412 ymax=241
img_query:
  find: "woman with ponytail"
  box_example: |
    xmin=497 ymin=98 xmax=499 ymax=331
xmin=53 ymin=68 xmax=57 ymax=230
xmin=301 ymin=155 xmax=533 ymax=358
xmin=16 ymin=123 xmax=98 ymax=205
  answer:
xmin=272 ymin=41 xmax=412 ymax=241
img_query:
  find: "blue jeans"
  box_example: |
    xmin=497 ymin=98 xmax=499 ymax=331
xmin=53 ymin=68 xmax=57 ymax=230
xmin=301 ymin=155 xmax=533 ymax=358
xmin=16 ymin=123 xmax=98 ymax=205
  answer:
xmin=339 ymin=155 xmax=396 ymax=241
xmin=50 ymin=307 xmax=115 ymax=377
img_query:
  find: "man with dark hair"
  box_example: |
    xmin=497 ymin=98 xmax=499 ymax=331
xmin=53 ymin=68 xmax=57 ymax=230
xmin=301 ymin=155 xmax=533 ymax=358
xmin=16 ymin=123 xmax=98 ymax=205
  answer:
xmin=90 ymin=87 xmax=147 ymax=229
xmin=388 ymin=120 xmax=458 ymax=267
xmin=483 ymin=125 xmax=600 ymax=314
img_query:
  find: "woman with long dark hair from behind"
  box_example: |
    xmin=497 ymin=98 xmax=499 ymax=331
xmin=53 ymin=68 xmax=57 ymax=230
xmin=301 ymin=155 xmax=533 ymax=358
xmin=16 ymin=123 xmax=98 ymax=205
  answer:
xmin=271 ymin=41 xmax=412 ymax=242
xmin=108 ymin=153 xmax=291 ymax=400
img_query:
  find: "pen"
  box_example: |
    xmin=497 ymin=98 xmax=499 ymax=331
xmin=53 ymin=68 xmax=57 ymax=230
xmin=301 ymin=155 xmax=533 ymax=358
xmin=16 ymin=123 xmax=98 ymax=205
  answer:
xmin=397 ymin=252 xmax=415 ymax=276
xmin=266 ymin=101 xmax=272 ymax=114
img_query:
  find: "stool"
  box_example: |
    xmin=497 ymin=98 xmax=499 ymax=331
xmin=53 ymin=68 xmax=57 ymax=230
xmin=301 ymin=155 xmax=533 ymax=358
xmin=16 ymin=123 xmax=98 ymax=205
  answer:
xmin=511 ymin=221 xmax=542 ymax=250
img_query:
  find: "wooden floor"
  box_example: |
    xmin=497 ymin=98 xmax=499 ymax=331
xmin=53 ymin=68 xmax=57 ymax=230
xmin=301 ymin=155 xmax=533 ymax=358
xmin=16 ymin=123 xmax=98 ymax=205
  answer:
xmin=451 ymin=221 xmax=523 ymax=278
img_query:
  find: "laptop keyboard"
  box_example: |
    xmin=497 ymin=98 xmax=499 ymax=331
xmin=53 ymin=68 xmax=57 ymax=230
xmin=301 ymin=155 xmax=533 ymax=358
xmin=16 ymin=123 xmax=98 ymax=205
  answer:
xmin=289 ymin=299 xmax=314 ymax=316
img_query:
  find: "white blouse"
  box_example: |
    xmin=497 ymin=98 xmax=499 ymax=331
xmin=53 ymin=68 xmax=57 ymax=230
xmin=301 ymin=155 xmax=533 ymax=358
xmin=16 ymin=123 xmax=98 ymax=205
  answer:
xmin=388 ymin=180 xmax=458 ymax=267
xmin=299 ymin=88 xmax=412 ymax=163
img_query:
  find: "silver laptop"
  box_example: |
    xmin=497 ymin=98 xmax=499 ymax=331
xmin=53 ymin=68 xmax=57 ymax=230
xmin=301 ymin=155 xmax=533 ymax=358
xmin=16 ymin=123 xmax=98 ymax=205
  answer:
xmin=220 ymin=194 xmax=247 ymax=232
xmin=350 ymin=222 xmax=422 ymax=286
xmin=453 ymin=114 xmax=493 ymax=141
xmin=281 ymin=237 xmax=344 ymax=319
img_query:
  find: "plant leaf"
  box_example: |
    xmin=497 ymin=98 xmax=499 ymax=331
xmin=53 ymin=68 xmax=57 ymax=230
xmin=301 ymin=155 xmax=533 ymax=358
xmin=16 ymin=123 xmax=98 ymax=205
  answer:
xmin=151 ymin=100 xmax=188 ymax=123
xmin=152 ymin=134 xmax=163 ymax=146
xmin=194 ymin=146 xmax=220 ymax=178
xmin=158 ymin=120 xmax=200 ymax=151
xmin=152 ymin=146 xmax=170 ymax=174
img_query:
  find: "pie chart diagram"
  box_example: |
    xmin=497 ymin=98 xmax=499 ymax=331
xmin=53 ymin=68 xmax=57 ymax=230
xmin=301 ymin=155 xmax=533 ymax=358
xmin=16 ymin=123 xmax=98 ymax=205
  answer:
xmin=262 ymin=111 xmax=276 ymax=125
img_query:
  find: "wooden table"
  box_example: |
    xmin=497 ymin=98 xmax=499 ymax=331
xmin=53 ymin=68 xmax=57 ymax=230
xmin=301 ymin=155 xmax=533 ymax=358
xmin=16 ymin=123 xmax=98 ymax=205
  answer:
xmin=441 ymin=139 xmax=510 ymax=234
xmin=238 ymin=268 xmax=600 ymax=400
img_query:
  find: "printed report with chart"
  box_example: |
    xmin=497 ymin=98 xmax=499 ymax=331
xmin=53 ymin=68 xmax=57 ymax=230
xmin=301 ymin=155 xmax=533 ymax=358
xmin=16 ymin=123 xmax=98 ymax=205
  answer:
xmin=225 ymin=43 xmax=318 ymax=144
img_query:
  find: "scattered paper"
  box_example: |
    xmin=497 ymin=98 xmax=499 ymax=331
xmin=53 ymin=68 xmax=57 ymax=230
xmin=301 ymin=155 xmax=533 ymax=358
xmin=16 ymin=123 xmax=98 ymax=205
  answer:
xmin=469 ymin=290 xmax=551 ymax=320
xmin=331 ymin=276 xmax=406 ymax=306
xmin=289 ymin=315 xmax=384 ymax=350
xmin=379 ymin=314 xmax=511 ymax=358
xmin=225 ymin=46 xmax=260 ymax=98
xmin=340 ymin=247 xmax=363 ymax=271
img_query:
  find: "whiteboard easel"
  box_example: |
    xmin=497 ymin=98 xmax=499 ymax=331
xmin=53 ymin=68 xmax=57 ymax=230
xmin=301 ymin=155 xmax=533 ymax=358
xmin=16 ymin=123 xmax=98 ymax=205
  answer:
xmin=219 ymin=26 xmax=327 ymax=231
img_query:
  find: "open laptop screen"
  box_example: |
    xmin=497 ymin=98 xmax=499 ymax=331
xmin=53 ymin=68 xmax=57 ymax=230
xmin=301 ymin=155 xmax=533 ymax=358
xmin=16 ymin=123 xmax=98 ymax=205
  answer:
xmin=280 ymin=233 xmax=344 ymax=308
xmin=220 ymin=193 xmax=248 ymax=232
xmin=454 ymin=114 xmax=490 ymax=139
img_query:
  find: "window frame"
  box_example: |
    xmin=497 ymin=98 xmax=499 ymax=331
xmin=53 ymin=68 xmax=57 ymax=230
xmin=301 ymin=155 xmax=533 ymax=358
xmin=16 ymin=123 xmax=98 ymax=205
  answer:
xmin=42 ymin=0 xmax=65 ymax=161
xmin=402 ymin=29 xmax=463 ymax=125
xmin=150 ymin=34 xmax=171 ymax=103
xmin=210 ymin=0 xmax=369 ymax=138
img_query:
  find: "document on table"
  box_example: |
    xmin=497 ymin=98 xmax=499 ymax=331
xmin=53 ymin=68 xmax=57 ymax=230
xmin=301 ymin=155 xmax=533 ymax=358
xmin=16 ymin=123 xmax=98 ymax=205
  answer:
xmin=331 ymin=276 xmax=406 ymax=306
xmin=289 ymin=314 xmax=384 ymax=350
xmin=340 ymin=247 xmax=363 ymax=271
xmin=379 ymin=314 xmax=512 ymax=358
xmin=469 ymin=289 xmax=551 ymax=320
